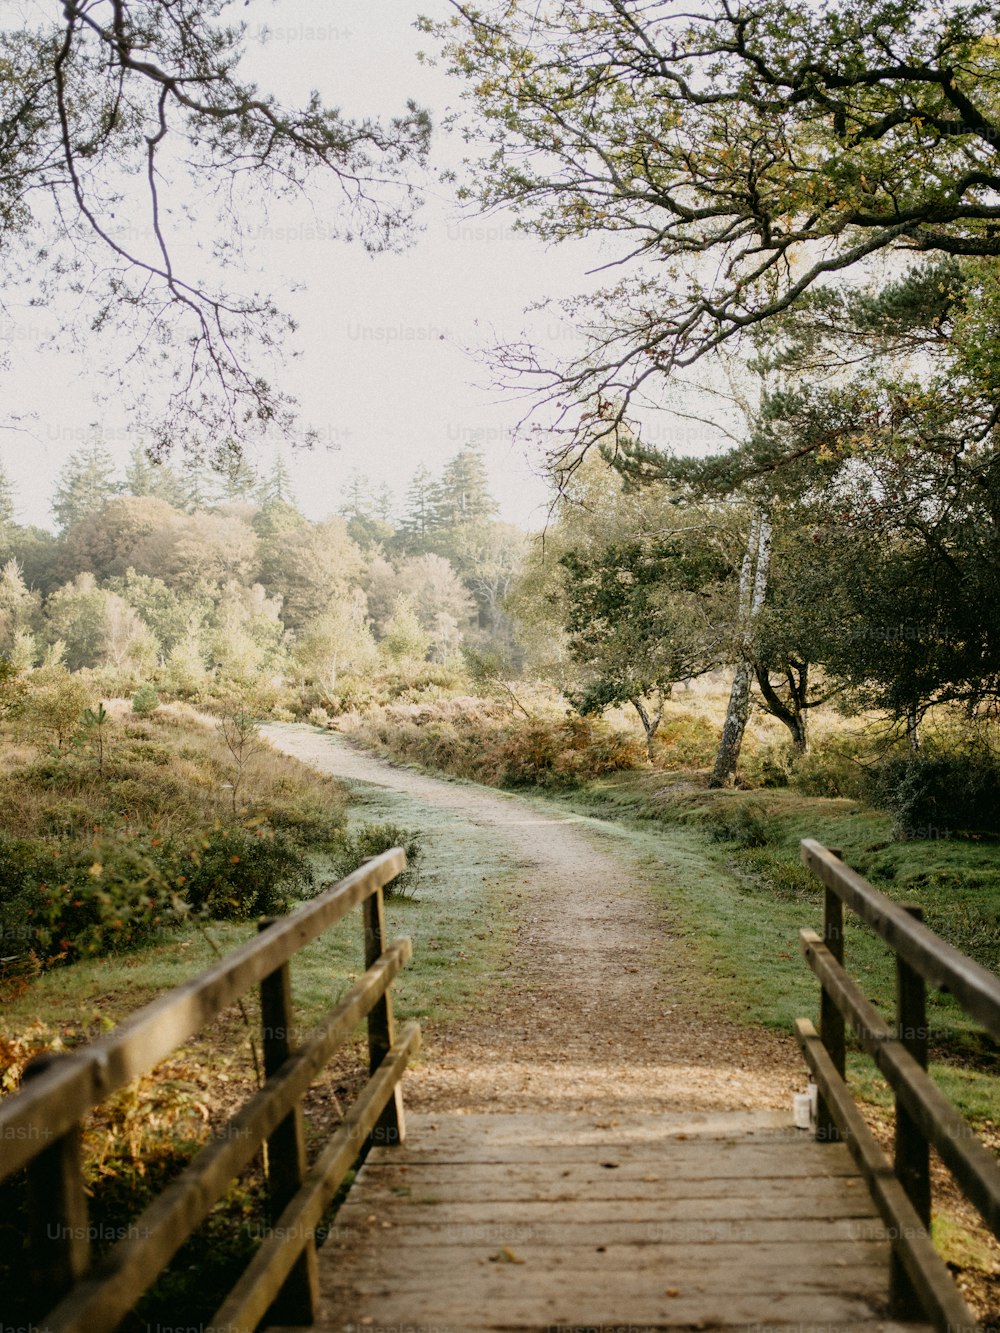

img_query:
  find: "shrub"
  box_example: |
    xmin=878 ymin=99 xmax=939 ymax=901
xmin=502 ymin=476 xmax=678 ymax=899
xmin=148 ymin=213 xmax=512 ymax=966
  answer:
xmin=18 ymin=668 xmax=92 ymax=753
xmin=0 ymin=831 xmax=184 ymax=969
xmin=791 ymin=745 xmax=867 ymax=799
xmin=650 ymin=712 xmax=719 ymax=770
xmin=703 ymin=799 xmax=777 ymax=849
xmin=132 ymin=684 xmax=160 ymax=715
xmin=864 ymin=748 xmax=1000 ymax=839
xmin=178 ymin=826 xmax=314 ymax=919
xmin=327 ymin=822 xmax=423 ymax=899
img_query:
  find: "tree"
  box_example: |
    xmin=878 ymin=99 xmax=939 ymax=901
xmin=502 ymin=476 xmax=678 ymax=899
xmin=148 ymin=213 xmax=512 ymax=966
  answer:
xmin=1 ymin=2 xmax=431 ymax=451
xmin=0 ymin=462 xmax=16 ymax=530
xmin=255 ymin=514 xmax=364 ymax=633
xmin=434 ymin=447 xmax=496 ymax=528
xmin=0 ymin=560 xmax=40 ymax=658
xmin=709 ymin=506 xmax=772 ymax=787
xmin=208 ymin=582 xmax=286 ymax=680
xmin=108 ymin=570 xmax=211 ymax=657
xmin=60 ymin=495 xmax=180 ymax=582
xmin=129 ymin=509 xmax=258 ymax=592
xmin=434 ymin=0 xmax=1000 ymax=466
xmin=561 ymin=528 xmax=729 ymax=759
xmin=44 ymin=573 xmax=110 ymax=669
xmin=124 ymin=446 xmax=188 ymax=509
xmin=392 ymin=554 xmax=475 ymax=635
xmin=256 ymin=457 xmax=297 ymax=509
xmin=395 ymin=464 xmax=440 ymax=551
xmin=293 ymin=592 xmax=378 ymax=699
xmin=51 ymin=445 xmax=120 ymax=533
xmin=380 ymin=598 xmax=431 ymax=664
xmin=446 ymin=521 xmax=527 ymax=644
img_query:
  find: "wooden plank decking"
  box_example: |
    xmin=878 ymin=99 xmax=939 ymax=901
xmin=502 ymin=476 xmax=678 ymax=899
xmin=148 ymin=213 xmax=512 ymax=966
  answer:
xmin=272 ymin=1110 xmax=933 ymax=1333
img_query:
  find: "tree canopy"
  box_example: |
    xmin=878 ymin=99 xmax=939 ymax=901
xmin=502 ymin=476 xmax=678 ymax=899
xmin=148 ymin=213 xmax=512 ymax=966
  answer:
xmin=433 ymin=0 xmax=1000 ymax=463
xmin=1 ymin=1 xmax=431 ymax=452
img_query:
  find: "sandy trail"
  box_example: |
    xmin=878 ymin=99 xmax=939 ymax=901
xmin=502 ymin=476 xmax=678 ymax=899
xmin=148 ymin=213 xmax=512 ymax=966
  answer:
xmin=264 ymin=724 xmax=801 ymax=1117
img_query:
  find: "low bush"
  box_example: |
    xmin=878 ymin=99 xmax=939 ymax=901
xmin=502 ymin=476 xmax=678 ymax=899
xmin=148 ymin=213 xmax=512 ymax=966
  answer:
xmin=864 ymin=747 xmax=1000 ymax=839
xmin=703 ymin=799 xmax=777 ymax=849
xmin=327 ymin=822 xmax=424 ymax=899
xmin=132 ymin=684 xmax=160 ymax=715
xmin=178 ymin=826 xmax=313 ymax=919
xmin=348 ymin=702 xmax=644 ymax=790
xmin=0 ymin=707 xmax=348 ymax=971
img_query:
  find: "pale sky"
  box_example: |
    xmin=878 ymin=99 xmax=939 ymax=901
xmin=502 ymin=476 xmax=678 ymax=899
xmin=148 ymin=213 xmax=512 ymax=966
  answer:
xmin=0 ymin=0 xmax=720 ymax=532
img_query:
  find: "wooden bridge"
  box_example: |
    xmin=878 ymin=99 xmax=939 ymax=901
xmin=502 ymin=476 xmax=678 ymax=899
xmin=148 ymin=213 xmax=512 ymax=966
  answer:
xmin=1 ymin=841 xmax=998 ymax=1332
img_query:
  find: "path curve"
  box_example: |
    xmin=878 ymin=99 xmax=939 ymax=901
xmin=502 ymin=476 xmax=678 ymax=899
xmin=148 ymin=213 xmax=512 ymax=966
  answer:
xmin=264 ymin=724 xmax=800 ymax=1116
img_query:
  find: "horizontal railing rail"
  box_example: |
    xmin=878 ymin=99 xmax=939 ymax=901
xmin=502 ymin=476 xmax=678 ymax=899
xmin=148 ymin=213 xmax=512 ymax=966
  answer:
xmin=797 ymin=838 xmax=998 ymax=1333
xmin=0 ymin=846 xmax=418 ymax=1333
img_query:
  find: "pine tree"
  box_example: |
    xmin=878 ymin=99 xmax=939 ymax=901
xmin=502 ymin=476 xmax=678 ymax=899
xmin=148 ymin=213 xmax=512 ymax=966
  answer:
xmin=257 ymin=455 xmax=297 ymax=508
xmin=217 ymin=453 xmax=259 ymax=504
xmin=0 ymin=460 xmax=16 ymax=529
xmin=397 ymin=465 xmax=439 ymax=546
xmin=435 ymin=447 xmax=496 ymax=528
xmin=52 ymin=444 xmax=120 ymax=532
xmin=124 ymin=444 xmax=187 ymax=508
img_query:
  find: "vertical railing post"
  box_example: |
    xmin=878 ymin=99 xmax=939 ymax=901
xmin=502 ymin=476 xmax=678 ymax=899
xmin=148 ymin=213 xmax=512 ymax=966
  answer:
xmin=363 ymin=877 xmax=405 ymax=1147
xmin=890 ymin=903 xmax=930 ymax=1318
xmin=258 ymin=917 xmax=319 ymax=1324
xmin=817 ymin=849 xmax=845 ymax=1143
xmin=23 ymin=1052 xmax=91 ymax=1309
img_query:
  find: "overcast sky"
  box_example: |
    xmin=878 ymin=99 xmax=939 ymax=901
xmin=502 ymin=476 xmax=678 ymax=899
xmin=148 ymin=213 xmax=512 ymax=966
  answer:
xmin=0 ymin=0 xmax=720 ymax=532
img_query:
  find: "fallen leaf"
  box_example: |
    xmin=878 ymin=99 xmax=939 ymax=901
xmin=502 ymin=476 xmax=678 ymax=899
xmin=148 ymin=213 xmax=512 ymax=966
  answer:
xmin=490 ymin=1246 xmax=525 ymax=1264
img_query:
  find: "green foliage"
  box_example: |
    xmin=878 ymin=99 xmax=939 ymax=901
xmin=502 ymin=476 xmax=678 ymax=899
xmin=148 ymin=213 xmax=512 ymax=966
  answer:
xmin=0 ymin=658 xmax=27 ymax=723
xmin=864 ymin=749 xmax=1000 ymax=840
xmin=0 ymin=709 xmax=349 ymax=970
xmin=0 ymin=830 xmax=184 ymax=967
xmin=703 ymin=800 xmax=777 ymax=850
xmin=51 ymin=445 xmax=120 ymax=533
xmin=327 ymin=823 xmax=424 ymax=900
xmin=132 ymin=685 xmax=160 ymax=715
xmin=19 ymin=667 xmax=92 ymax=753
xmin=179 ymin=826 xmax=313 ymax=919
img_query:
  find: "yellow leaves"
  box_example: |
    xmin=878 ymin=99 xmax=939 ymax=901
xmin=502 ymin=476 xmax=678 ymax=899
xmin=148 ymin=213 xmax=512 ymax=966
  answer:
xmin=89 ymin=861 xmax=103 ymax=878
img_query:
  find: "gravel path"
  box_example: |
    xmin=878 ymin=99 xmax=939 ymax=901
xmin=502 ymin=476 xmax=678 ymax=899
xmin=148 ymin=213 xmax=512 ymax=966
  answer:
xmin=264 ymin=725 xmax=801 ymax=1117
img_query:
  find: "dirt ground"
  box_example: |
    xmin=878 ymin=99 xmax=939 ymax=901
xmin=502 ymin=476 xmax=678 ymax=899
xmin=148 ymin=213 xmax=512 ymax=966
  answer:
xmin=263 ymin=725 xmax=802 ymax=1118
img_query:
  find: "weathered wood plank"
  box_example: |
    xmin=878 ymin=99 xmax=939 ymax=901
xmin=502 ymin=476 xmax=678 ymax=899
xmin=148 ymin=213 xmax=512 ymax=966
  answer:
xmin=340 ymin=1184 xmax=876 ymax=1215
xmin=300 ymin=1109 xmax=909 ymax=1333
xmin=311 ymin=1281 xmax=890 ymax=1330
xmin=329 ymin=1216 xmax=890 ymax=1245
xmin=367 ymin=1140 xmax=863 ymax=1171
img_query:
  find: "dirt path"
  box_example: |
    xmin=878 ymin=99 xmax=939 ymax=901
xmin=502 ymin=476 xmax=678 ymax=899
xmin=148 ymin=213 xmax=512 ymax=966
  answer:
xmin=264 ymin=724 xmax=801 ymax=1117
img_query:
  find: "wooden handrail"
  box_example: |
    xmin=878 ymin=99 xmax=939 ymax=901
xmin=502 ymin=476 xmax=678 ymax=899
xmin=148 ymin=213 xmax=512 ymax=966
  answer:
xmin=801 ymin=839 xmax=1000 ymax=1041
xmin=797 ymin=839 xmax=994 ymax=1332
xmin=0 ymin=847 xmax=418 ymax=1333
xmin=0 ymin=848 xmax=405 ymax=1176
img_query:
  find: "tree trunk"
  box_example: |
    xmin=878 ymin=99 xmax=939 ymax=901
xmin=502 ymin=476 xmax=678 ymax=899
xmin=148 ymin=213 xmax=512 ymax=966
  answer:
xmin=709 ymin=507 xmax=773 ymax=787
xmin=754 ymin=661 xmax=809 ymax=754
xmin=906 ymin=707 xmax=921 ymax=753
xmin=630 ymin=695 xmax=665 ymax=762
xmin=709 ymin=657 xmax=753 ymax=786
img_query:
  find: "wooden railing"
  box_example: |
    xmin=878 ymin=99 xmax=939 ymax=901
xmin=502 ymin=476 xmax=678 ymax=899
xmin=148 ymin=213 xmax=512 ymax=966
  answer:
xmin=796 ymin=839 xmax=1000 ymax=1333
xmin=0 ymin=847 xmax=419 ymax=1333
